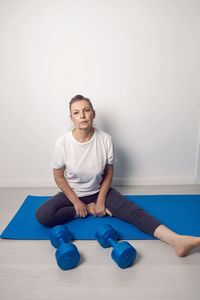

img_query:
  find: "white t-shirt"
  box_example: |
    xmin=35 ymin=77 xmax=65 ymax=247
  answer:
xmin=51 ymin=127 xmax=115 ymax=197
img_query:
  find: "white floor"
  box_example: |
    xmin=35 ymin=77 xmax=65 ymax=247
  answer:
xmin=0 ymin=185 xmax=200 ymax=300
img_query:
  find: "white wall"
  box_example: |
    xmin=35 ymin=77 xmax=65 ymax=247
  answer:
xmin=0 ymin=0 xmax=200 ymax=187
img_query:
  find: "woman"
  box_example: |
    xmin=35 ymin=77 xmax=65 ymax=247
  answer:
xmin=35 ymin=95 xmax=200 ymax=257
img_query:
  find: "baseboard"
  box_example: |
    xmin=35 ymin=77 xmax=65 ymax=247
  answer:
xmin=0 ymin=179 xmax=55 ymax=188
xmin=0 ymin=177 xmax=196 ymax=187
xmin=113 ymin=177 xmax=196 ymax=186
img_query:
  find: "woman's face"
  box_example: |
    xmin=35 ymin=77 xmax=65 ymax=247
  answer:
xmin=70 ymin=100 xmax=95 ymax=130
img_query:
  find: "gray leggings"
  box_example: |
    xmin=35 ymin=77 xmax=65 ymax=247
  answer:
xmin=35 ymin=187 xmax=162 ymax=236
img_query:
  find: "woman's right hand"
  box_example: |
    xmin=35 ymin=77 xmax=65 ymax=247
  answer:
xmin=73 ymin=200 xmax=89 ymax=218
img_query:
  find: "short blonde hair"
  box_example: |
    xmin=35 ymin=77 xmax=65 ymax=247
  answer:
xmin=69 ymin=95 xmax=94 ymax=114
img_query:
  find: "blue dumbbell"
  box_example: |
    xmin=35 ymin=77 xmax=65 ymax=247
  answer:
xmin=95 ymin=224 xmax=137 ymax=269
xmin=49 ymin=225 xmax=80 ymax=270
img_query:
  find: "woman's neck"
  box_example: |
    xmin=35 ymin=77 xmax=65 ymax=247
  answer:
xmin=72 ymin=127 xmax=94 ymax=143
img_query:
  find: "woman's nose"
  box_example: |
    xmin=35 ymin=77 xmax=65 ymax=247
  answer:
xmin=80 ymin=111 xmax=86 ymax=118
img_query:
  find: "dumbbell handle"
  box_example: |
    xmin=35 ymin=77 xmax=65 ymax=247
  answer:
xmin=58 ymin=237 xmax=66 ymax=245
xmin=107 ymin=237 xmax=118 ymax=248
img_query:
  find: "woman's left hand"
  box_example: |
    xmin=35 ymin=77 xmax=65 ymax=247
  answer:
xmin=93 ymin=201 xmax=106 ymax=217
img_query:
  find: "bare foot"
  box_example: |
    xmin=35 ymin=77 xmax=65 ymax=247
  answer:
xmin=87 ymin=202 xmax=96 ymax=215
xmin=154 ymin=225 xmax=200 ymax=257
xmin=105 ymin=208 xmax=112 ymax=216
xmin=174 ymin=235 xmax=200 ymax=257
xmin=86 ymin=202 xmax=112 ymax=216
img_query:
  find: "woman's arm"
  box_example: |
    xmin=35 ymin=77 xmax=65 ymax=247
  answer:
xmin=53 ymin=167 xmax=89 ymax=218
xmin=93 ymin=164 xmax=113 ymax=217
xmin=98 ymin=164 xmax=113 ymax=201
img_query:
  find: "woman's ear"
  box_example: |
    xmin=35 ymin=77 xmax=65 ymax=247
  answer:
xmin=93 ymin=110 xmax=96 ymax=119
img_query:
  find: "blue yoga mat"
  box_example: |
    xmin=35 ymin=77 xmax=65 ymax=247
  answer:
xmin=1 ymin=194 xmax=200 ymax=240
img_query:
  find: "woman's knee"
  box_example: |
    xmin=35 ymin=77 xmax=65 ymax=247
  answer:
xmin=35 ymin=192 xmax=66 ymax=227
xmin=35 ymin=205 xmax=56 ymax=227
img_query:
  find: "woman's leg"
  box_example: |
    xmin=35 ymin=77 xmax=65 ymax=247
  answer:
xmin=105 ymin=188 xmax=200 ymax=256
xmin=105 ymin=188 xmax=162 ymax=236
xmin=35 ymin=191 xmax=100 ymax=227
xmin=35 ymin=192 xmax=76 ymax=227
xmin=154 ymin=225 xmax=200 ymax=257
